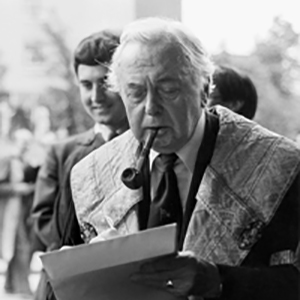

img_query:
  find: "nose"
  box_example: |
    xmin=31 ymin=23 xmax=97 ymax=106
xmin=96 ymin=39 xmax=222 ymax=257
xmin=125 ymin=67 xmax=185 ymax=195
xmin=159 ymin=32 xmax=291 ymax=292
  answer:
xmin=91 ymin=84 xmax=106 ymax=103
xmin=145 ymin=89 xmax=162 ymax=116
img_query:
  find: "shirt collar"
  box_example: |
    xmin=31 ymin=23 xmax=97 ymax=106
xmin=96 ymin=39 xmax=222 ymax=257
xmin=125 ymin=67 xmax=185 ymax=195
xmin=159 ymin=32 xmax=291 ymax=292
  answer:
xmin=94 ymin=123 xmax=114 ymax=142
xmin=149 ymin=110 xmax=206 ymax=173
xmin=94 ymin=123 xmax=127 ymax=142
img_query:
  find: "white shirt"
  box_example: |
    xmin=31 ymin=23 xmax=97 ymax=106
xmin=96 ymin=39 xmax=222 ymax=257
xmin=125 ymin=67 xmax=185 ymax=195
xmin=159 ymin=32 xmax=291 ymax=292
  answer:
xmin=94 ymin=123 xmax=117 ymax=142
xmin=149 ymin=111 xmax=206 ymax=211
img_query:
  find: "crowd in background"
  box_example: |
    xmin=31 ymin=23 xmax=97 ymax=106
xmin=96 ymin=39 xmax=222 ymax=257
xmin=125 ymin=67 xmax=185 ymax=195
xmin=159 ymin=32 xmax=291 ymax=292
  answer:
xmin=0 ymin=105 xmax=65 ymax=296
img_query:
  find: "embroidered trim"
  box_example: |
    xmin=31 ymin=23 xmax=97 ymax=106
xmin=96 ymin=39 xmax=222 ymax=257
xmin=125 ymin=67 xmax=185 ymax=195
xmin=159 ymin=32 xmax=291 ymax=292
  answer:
xmin=270 ymin=250 xmax=295 ymax=266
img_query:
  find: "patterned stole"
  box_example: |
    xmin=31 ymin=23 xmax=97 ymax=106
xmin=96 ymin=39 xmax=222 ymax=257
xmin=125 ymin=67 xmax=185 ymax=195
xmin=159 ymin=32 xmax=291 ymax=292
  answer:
xmin=178 ymin=110 xmax=219 ymax=249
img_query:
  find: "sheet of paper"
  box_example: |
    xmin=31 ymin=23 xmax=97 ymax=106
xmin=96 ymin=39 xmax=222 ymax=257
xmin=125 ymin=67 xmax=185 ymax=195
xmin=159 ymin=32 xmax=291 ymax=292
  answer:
xmin=41 ymin=223 xmax=177 ymax=300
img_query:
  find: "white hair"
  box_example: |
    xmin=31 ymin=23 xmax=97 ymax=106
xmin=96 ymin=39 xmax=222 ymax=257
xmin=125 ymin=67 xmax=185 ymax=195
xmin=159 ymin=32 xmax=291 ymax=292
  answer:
xmin=107 ymin=17 xmax=214 ymax=94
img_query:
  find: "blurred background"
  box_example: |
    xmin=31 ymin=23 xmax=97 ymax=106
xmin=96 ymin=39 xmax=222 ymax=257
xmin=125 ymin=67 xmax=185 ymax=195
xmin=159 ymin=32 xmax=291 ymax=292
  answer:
xmin=0 ymin=0 xmax=299 ymax=299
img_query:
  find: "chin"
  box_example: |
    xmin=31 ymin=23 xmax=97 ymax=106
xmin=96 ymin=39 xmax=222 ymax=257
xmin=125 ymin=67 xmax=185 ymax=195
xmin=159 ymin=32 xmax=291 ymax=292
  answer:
xmin=152 ymin=140 xmax=172 ymax=153
xmin=94 ymin=116 xmax=112 ymax=124
xmin=152 ymin=147 xmax=173 ymax=154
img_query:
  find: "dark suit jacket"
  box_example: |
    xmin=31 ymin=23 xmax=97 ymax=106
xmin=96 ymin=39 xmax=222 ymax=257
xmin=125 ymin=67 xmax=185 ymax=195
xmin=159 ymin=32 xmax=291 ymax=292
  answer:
xmin=31 ymin=128 xmax=105 ymax=251
xmin=32 ymin=129 xmax=105 ymax=300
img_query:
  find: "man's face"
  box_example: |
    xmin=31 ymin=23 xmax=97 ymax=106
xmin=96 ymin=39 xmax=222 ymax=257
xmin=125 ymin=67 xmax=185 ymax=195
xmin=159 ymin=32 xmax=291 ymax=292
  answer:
xmin=77 ymin=64 xmax=127 ymax=128
xmin=118 ymin=42 xmax=202 ymax=153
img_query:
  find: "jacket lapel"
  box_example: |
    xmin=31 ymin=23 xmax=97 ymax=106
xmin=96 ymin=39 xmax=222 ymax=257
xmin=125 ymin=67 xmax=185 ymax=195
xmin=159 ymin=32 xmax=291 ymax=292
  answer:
xmin=77 ymin=128 xmax=105 ymax=148
xmin=88 ymin=131 xmax=143 ymax=236
xmin=63 ymin=129 xmax=104 ymax=173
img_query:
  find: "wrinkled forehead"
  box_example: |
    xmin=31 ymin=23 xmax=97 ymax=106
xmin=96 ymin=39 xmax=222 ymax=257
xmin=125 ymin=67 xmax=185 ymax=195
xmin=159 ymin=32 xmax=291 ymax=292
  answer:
xmin=118 ymin=40 xmax=189 ymax=74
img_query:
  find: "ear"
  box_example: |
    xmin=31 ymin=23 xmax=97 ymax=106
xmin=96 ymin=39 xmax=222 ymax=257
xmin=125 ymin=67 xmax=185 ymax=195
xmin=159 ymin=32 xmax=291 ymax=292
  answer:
xmin=200 ymin=90 xmax=208 ymax=107
xmin=227 ymin=100 xmax=243 ymax=113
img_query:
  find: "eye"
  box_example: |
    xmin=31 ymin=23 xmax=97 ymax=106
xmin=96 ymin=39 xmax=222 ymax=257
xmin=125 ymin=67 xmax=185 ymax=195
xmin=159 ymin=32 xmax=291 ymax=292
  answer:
xmin=133 ymin=87 xmax=146 ymax=98
xmin=98 ymin=81 xmax=108 ymax=90
xmin=158 ymin=83 xmax=180 ymax=99
xmin=126 ymin=84 xmax=146 ymax=101
xmin=80 ymin=81 xmax=92 ymax=89
xmin=97 ymin=76 xmax=108 ymax=89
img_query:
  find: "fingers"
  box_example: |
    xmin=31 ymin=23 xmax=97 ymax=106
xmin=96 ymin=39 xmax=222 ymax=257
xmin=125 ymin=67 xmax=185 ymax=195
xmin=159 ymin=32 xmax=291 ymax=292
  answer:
xmin=89 ymin=228 xmax=120 ymax=243
xmin=89 ymin=235 xmax=105 ymax=243
xmin=140 ymin=253 xmax=177 ymax=272
xmin=131 ymin=251 xmax=222 ymax=298
xmin=131 ymin=271 xmax=169 ymax=288
xmin=131 ymin=252 xmax=197 ymax=297
xmin=140 ymin=251 xmax=196 ymax=273
xmin=131 ymin=270 xmax=192 ymax=297
xmin=59 ymin=246 xmax=73 ymax=251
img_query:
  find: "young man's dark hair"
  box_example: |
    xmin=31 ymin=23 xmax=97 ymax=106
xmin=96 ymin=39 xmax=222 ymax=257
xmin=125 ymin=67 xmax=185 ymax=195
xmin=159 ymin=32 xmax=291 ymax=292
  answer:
xmin=208 ymin=65 xmax=258 ymax=119
xmin=73 ymin=30 xmax=120 ymax=74
xmin=31 ymin=29 xmax=128 ymax=300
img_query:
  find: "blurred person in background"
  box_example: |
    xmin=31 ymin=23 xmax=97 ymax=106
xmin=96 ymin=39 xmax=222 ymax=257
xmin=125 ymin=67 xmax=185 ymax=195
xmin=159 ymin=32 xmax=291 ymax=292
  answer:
xmin=71 ymin=17 xmax=299 ymax=300
xmin=207 ymin=65 xmax=258 ymax=119
xmin=1 ymin=128 xmax=46 ymax=296
xmin=31 ymin=29 xmax=128 ymax=300
xmin=295 ymin=132 xmax=300 ymax=146
xmin=31 ymin=106 xmax=57 ymax=144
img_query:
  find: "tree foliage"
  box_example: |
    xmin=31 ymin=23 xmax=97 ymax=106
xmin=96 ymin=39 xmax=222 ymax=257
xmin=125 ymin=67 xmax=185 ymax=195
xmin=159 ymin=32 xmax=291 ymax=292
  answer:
xmin=214 ymin=16 xmax=300 ymax=139
xmin=24 ymin=10 xmax=93 ymax=135
xmin=39 ymin=16 xmax=94 ymax=135
xmin=255 ymin=16 xmax=300 ymax=97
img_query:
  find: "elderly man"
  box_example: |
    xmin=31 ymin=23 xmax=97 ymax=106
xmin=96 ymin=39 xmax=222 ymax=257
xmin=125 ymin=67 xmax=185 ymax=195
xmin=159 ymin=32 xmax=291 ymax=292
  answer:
xmin=71 ymin=18 xmax=300 ymax=300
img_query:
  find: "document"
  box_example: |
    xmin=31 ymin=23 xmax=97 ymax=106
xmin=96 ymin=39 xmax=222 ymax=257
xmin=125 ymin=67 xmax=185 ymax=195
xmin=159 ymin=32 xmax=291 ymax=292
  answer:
xmin=41 ymin=223 xmax=177 ymax=300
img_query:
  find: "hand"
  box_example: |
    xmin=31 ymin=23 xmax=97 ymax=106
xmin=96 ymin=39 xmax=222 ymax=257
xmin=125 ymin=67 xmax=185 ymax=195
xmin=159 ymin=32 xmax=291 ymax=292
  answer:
xmin=89 ymin=228 xmax=120 ymax=243
xmin=131 ymin=251 xmax=221 ymax=298
xmin=59 ymin=245 xmax=73 ymax=251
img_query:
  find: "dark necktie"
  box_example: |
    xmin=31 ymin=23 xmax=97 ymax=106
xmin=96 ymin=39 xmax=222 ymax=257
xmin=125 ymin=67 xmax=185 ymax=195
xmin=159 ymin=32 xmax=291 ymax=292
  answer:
xmin=147 ymin=153 xmax=182 ymax=228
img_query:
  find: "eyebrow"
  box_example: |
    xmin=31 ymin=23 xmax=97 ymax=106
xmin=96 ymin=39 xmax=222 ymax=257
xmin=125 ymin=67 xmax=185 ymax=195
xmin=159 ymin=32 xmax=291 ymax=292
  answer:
xmin=127 ymin=82 xmax=144 ymax=88
xmin=79 ymin=79 xmax=91 ymax=83
xmin=157 ymin=77 xmax=179 ymax=84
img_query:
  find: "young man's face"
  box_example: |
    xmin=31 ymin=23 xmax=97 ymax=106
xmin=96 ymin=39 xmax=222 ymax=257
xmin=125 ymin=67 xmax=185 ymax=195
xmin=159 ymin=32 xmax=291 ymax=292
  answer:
xmin=117 ymin=41 xmax=202 ymax=154
xmin=77 ymin=64 xmax=127 ymax=129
